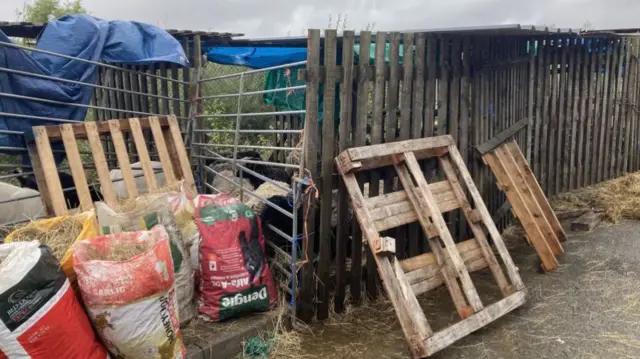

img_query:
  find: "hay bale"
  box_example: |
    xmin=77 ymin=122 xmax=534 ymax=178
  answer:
xmin=550 ymin=171 xmax=640 ymax=223
xmin=8 ymin=214 xmax=84 ymax=261
xmin=246 ymin=181 xmax=291 ymax=214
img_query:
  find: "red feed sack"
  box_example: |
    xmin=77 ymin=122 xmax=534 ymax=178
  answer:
xmin=195 ymin=194 xmax=278 ymax=322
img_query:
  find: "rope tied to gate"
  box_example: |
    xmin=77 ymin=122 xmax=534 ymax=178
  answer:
xmin=293 ymin=168 xmax=318 ymax=268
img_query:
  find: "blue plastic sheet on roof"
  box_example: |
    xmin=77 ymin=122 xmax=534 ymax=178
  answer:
xmin=206 ymin=47 xmax=307 ymax=69
xmin=0 ymin=14 xmax=189 ymax=163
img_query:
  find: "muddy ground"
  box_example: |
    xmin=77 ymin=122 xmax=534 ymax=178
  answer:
xmin=298 ymin=220 xmax=640 ymax=359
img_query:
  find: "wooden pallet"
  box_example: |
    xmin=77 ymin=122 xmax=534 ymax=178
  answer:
xmin=481 ymin=140 xmax=565 ymax=272
xmin=335 ymin=135 xmax=527 ymax=358
xmin=27 ymin=115 xmax=196 ymax=217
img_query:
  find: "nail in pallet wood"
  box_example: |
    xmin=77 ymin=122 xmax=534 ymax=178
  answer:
xmin=335 ymin=135 xmax=527 ymax=358
xmin=27 ymin=115 xmax=196 ymax=217
xmin=479 ymin=139 xmax=565 ymax=272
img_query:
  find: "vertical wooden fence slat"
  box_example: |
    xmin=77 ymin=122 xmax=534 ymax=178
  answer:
xmin=400 ymin=33 xmax=416 ymax=255
xmin=122 ymin=65 xmax=133 ymax=117
xmin=411 ymin=33 xmax=426 ymax=255
xmin=386 ymin=32 xmax=402 ymax=257
xmin=139 ymin=66 xmax=150 ymax=114
xmin=182 ymin=38 xmax=191 ymax=121
xmin=616 ymin=38 xmax=631 ymax=176
xmin=621 ymin=38 xmax=633 ymax=173
xmin=598 ymin=39 xmax=614 ymax=182
xmin=628 ymin=38 xmax=640 ymax=172
xmin=540 ymin=39 xmax=552 ymax=192
xmin=551 ymin=37 xmax=566 ymax=195
xmin=583 ymin=39 xmax=595 ymax=186
xmin=317 ymin=29 xmax=337 ymax=321
xmin=545 ymin=39 xmax=560 ymax=193
xmin=299 ymin=29 xmax=320 ymax=322
xmin=590 ymin=39 xmax=605 ymax=185
xmin=459 ymin=37 xmax=471 ymax=240
xmin=366 ymin=31 xmax=387 ymax=300
xmin=606 ymin=39 xmax=621 ymax=180
xmin=563 ymin=38 xmax=576 ymax=192
xmin=335 ymin=30 xmax=355 ymax=315
xmin=130 ymin=66 xmax=141 ymax=115
xmin=534 ymin=38 xmax=545 ymax=179
xmin=527 ymin=37 xmax=536 ymax=164
xmin=576 ymin=39 xmax=590 ymax=188
xmin=150 ymin=65 xmax=161 ymax=115
xmin=350 ymin=30 xmax=371 ymax=305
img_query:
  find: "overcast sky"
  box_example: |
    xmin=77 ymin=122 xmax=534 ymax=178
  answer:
xmin=1 ymin=0 xmax=639 ymax=38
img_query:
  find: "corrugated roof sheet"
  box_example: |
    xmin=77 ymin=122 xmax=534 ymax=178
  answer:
xmin=0 ymin=21 xmax=243 ymax=41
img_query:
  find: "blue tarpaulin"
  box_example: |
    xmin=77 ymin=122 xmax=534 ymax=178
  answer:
xmin=206 ymin=47 xmax=306 ymax=69
xmin=0 ymin=14 xmax=189 ymax=162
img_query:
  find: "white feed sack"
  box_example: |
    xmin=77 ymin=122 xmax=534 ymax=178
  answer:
xmin=0 ymin=181 xmax=45 ymax=226
xmin=110 ymin=161 xmax=167 ymax=199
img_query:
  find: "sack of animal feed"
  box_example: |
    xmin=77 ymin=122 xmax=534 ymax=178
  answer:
xmin=95 ymin=195 xmax=195 ymax=326
xmin=0 ymin=241 xmax=108 ymax=359
xmin=4 ymin=211 xmax=99 ymax=292
xmin=73 ymin=225 xmax=186 ymax=359
xmin=195 ymin=194 xmax=278 ymax=322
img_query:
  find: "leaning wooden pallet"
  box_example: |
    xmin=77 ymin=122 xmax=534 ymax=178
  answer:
xmin=478 ymin=138 xmax=566 ymax=272
xmin=26 ymin=115 xmax=196 ymax=216
xmin=335 ymin=135 xmax=527 ymax=358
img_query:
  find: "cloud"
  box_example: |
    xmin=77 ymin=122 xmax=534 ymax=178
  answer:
xmin=1 ymin=0 xmax=640 ymax=37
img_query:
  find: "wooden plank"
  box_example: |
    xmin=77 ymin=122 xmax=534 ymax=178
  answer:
xmin=317 ymin=29 xmax=338 ymax=320
xmin=603 ymin=39 xmax=619 ymax=180
xmin=166 ymin=115 xmax=196 ymax=193
xmin=483 ymin=149 xmax=559 ymax=271
xmin=555 ymin=37 xmax=569 ymax=194
xmin=299 ymin=29 xmax=321 ymax=321
xmin=402 ymin=152 xmax=484 ymax=313
xmin=423 ymin=35 xmax=436 ymax=139
xmin=341 ymin=171 xmax=432 ymax=356
xmin=412 ymin=257 xmax=489 ymax=296
xmin=439 ymin=156 xmax=512 ymax=296
xmin=597 ymin=39 xmax=614 ymax=182
xmin=171 ymin=64 xmax=181 ymax=118
xmin=570 ymin=211 xmax=604 ymax=232
xmin=527 ymin=37 xmax=537 ymax=163
xmin=350 ymin=30 xmax=371 ymax=305
xmin=576 ymin=39 xmax=590 ymax=188
xmin=26 ymin=141 xmax=53 ymax=215
xmin=149 ymin=116 xmax=177 ymax=184
xmin=386 ymin=32 xmax=403 ymax=259
xmin=42 ymin=116 xmax=169 ymax=140
xmin=590 ymin=39 xmax=605 ymax=185
xmin=475 ymin=118 xmax=528 ymax=155
xmin=401 ymin=238 xmax=482 ymax=272
xmin=547 ymin=38 xmax=561 ymax=194
xmin=128 ymin=118 xmax=158 ymax=191
xmin=60 ymin=124 xmax=93 ymax=211
xmin=365 ymin=31 xmax=388 ymax=300
xmin=401 ymin=33 xmax=416 ymax=257
xmin=85 ymin=122 xmax=117 ymax=207
xmin=564 ymin=39 xmax=577 ymax=192
xmin=506 ymin=141 xmax=566 ymax=241
xmin=459 ymin=37 xmax=471 ymax=241
xmin=423 ymin=291 xmax=527 ymax=356
xmin=540 ymin=39 xmax=553 ymax=192
xmin=182 ymin=38 xmax=191 ymax=120
xmin=447 ymin=145 xmax=525 ymax=289
xmin=334 ymin=30 xmax=355 ymax=315
xmin=334 ymin=31 xmax=361 ymax=313
xmin=339 ymin=136 xmax=453 ymax=169
xmin=622 ymin=38 xmax=636 ymax=173
xmin=393 ymin=160 xmax=474 ymax=319
xmin=616 ymin=38 xmax=631 ymax=176
xmin=33 ymin=127 xmax=68 ymax=216
xmin=449 ymin=38 xmax=461 ymax=144
xmin=627 ymin=38 xmax=640 ymax=172
xmin=108 ymin=120 xmax=139 ymax=198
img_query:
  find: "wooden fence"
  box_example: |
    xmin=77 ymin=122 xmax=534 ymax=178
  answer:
xmin=298 ymin=29 xmax=638 ymax=321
